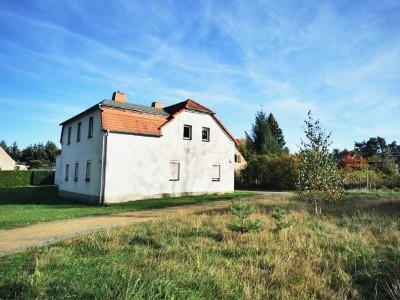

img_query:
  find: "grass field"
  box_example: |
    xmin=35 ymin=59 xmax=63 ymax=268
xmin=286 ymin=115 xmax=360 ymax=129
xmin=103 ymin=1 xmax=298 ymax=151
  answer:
xmin=0 ymin=186 xmax=256 ymax=229
xmin=0 ymin=191 xmax=399 ymax=299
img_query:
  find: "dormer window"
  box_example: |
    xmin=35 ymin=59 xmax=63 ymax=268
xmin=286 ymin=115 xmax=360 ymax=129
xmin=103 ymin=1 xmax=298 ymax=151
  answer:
xmin=183 ymin=125 xmax=192 ymax=140
xmin=202 ymin=127 xmax=210 ymax=142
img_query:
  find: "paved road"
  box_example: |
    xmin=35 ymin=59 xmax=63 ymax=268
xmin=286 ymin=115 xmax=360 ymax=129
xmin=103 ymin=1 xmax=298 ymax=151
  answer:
xmin=0 ymin=192 xmax=291 ymax=257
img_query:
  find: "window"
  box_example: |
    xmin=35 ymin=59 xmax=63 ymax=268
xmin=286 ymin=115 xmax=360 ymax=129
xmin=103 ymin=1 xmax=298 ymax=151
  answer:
xmin=202 ymin=127 xmax=210 ymax=142
xmin=183 ymin=125 xmax=192 ymax=140
xmin=212 ymin=164 xmax=220 ymax=181
xmin=74 ymin=162 xmax=79 ymax=181
xmin=85 ymin=160 xmax=91 ymax=181
xmin=67 ymin=126 xmax=72 ymax=145
xmin=88 ymin=116 xmax=94 ymax=138
xmin=65 ymin=163 xmax=69 ymax=180
xmin=77 ymin=122 xmax=81 ymax=142
xmin=234 ymin=154 xmax=241 ymax=163
xmin=169 ymin=161 xmax=180 ymax=181
xmin=60 ymin=127 xmax=64 ymax=143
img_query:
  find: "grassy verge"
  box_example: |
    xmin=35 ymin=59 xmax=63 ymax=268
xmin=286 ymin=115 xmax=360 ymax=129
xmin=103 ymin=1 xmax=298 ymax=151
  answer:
xmin=0 ymin=186 xmax=256 ymax=229
xmin=0 ymin=191 xmax=398 ymax=299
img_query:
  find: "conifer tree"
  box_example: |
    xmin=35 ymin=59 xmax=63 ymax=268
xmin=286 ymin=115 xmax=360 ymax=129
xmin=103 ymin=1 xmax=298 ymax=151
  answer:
xmin=245 ymin=111 xmax=281 ymax=155
xmin=267 ymin=113 xmax=286 ymax=148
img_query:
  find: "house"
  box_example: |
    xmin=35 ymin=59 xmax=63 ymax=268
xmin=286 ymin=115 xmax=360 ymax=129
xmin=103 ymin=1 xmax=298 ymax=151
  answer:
xmin=0 ymin=147 xmax=15 ymax=170
xmin=234 ymin=148 xmax=247 ymax=172
xmin=55 ymin=92 xmax=238 ymax=204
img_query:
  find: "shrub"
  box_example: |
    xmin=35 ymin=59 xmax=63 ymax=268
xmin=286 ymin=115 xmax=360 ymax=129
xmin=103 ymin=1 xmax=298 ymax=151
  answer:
xmin=0 ymin=170 xmax=33 ymax=188
xmin=0 ymin=170 xmax=55 ymax=187
xmin=31 ymin=170 xmax=55 ymax=186
xmin=227 ymin=199 xmax=261 ymax=234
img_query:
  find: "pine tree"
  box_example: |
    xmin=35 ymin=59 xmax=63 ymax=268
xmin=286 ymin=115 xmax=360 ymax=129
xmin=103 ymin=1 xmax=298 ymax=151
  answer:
xmin=267 ymin=113 xmax=286 ymax=148
xmin=245 ymin=111 xmax=281 ymax=155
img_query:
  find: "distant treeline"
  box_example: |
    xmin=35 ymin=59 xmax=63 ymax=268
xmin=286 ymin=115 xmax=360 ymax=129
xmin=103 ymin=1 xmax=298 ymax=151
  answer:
xmin=0 ymin=140 xmax=59 ymax=169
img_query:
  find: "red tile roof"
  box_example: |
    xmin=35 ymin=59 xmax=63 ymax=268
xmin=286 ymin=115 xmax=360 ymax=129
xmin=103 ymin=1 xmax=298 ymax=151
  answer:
xmin=101 ymin=107 xmax=168 ymax=136
xmin=99 ymin=99 xmax=238 ymax=144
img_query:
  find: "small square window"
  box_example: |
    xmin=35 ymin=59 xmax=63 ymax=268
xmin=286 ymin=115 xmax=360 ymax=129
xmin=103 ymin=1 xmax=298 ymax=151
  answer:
xmin=77 ymin=122 xmax=81 ymax=142
xmin=74 ymin=162 xmax=79 ymax=181
xmin=88 ymin=116 xmax=94 ymax=138
xmin=202 ymin=127 xmax=210 ymax=142
xmin=85 ymin=161 xmax=91 ymax=181
xmin=65 ymin=163 xmax=69 ymax=180
xmin=183 ymin=125 xmax=192 ymax=140
xmin=212 ymin=164 xmax=220 ymax=181
xmin=67 ymin=126 xmax=72 ymax=145
xmin=169 ymin=161 xmax=180 ymax=181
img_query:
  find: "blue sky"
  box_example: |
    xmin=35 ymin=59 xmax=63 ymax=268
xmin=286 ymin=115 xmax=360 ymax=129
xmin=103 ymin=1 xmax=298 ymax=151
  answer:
xmin=0 ymin=0 xmax=399 ymax=152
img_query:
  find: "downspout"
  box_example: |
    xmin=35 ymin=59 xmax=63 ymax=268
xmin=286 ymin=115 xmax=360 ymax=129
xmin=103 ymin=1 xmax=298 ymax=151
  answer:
xmin=99 ymin=130 xmax=109 ymax=205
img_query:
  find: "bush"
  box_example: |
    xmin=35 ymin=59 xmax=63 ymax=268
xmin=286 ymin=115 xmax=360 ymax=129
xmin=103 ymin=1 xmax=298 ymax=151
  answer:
xmin=0 ymin=170 xmax=55 ymax=187
xmin=31 ymin=170 xmax=55 ymax=186
xmin=235 ymin=153 xmax=299 ymax=190
xmin=0 ymin=171 xmax=33 ymax=188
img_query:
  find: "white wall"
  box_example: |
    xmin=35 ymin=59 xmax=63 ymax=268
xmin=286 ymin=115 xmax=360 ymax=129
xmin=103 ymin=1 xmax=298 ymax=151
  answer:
xmin=57 ymin=110 xmax=103 ymax=202
xmin=104 ymin=110 xmax=235 ymax=203
xmin=54 ymin=154 xmax=61 ymax=186
xmin=0 ymin=147 xmax=15 ymax=170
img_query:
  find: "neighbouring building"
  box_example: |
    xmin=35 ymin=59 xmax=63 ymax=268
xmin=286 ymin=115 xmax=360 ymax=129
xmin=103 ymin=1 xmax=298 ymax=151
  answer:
xmin=0 ymin=147 xmax=15 ymax=170
xmin=234 ymin=147 xmax=247 ymax=172
xmin=55 ymin=92 xmax=238 ymax=204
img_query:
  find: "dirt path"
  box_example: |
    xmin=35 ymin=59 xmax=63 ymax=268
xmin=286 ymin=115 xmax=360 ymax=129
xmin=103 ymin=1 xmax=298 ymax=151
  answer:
xmin=0 ymin=192 xmax=291 ymax=257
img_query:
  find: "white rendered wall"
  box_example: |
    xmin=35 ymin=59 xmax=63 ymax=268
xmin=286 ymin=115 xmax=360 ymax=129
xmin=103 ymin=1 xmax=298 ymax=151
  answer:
xmin=57 ymin=110 xmax=103 ymax=201
xmin=104 ymin=110 xmax=235 ymax=203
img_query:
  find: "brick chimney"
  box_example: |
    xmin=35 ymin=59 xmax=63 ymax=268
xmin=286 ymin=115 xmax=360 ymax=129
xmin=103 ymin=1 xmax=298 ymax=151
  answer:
xmin=151 ymin=101 xmax=164 ymax=109
xmin=112 ymin=91 xmax=127 ymax=103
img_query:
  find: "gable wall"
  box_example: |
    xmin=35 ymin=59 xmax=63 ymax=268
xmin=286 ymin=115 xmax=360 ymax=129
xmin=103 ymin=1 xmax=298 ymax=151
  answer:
xmin=104 ymin=110 xmax=235 ymax=203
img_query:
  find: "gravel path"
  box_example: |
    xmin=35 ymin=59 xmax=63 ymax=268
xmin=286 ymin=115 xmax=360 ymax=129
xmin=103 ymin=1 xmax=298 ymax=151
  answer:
xmin=0 ymin=192 xmax=291 ymax=257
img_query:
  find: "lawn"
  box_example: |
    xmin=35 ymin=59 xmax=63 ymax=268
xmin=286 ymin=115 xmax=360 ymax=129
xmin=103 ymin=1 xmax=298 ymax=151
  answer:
xmin=0 ymin=186 xmax=256 ymax=229
xmin=0 ymin=191 xmax=399 ymax=299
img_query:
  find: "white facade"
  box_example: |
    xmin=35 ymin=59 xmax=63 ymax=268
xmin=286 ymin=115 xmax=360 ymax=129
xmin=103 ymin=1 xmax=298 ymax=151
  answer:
xmin=56 ymin=100 xmax=236 ymax=204
xmin=104 ymin=110 xmax=234 ymax=203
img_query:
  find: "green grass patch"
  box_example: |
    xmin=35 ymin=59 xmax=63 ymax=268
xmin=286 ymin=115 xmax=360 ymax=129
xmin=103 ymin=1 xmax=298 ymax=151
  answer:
xmin=0 ymin=190 xmax=398 ymax=299
xmin=0 ymin=186 xmax=256 ymax=229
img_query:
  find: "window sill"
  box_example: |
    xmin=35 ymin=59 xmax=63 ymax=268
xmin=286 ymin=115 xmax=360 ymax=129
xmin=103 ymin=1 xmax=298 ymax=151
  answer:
xmin=183 ymin=137 xmax=192 ymax=140
xmin=87 ymin=135 xmax=93 ymax=139
xmin=67 ymin=142 xmax=71 ymax=145
xmin=65 ymin=179 xmax=68 ymax=181
xmin=169 ymin=179 xmax=180 ymax=181
xmin=85 ymin=178 xmax=90 ymax=182
xmin=202 ymin=140 xmax=210 ymax=142
xmin=212 ymin=179 xmax=220 ymax=182
xmin=74 ymin=178 xmax=78 ymax=182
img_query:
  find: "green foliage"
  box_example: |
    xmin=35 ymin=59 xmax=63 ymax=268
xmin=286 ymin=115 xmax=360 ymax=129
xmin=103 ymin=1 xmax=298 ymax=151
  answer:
xmin=245 ymin=111 xmax=282 ymax=155
xmin=236 ymin=153 xmax=299 ymax=190
xmin=0 ymin=170 xmax=55 ymax=188
xmin=267 ymin=113 xmax=286 ymax=148
xmin=0 ymin=171 xmax=33 ymax=188
xmin=270 ymin=207 xmax=291 ymax=232
xmin=31 ymin=170 xmax=55 ymax=186
xmin=296 ymin=111 xmax=344 ymax=214
xmin=228 ymin=199 xmax=261 ymax=234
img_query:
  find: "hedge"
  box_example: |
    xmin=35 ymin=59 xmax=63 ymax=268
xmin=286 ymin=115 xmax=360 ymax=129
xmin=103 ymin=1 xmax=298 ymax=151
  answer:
xmin=0 ymin=170 xmax=55 ymax=188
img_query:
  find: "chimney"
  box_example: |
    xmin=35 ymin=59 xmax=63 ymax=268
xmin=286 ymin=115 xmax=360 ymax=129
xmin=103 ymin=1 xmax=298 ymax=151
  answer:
xmin=151 ymin=101 xmax=164 ymax=109
xmin=112 ymin=91 xmax=127 ymax=103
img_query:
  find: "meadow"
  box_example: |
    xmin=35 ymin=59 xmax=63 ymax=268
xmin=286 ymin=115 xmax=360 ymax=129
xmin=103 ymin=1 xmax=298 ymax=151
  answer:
xmin=0 ymin=190 xmax=399 ymax=299
xmin=0 ymin=186 xmax=255 ymax=229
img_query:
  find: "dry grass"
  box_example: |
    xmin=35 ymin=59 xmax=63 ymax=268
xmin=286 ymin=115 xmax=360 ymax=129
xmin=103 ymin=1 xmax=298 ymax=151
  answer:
xmin=0 ymin=192 xmax=399 ymax=299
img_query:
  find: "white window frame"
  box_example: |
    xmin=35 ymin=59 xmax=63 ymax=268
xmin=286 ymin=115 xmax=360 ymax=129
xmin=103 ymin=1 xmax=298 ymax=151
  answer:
xmin=74 ymin=162 xmax=79 ymax=181
xmin=183 ymin=125 xmax=192 ymax=140
xmin=202 ymin=127 xmax=210 ymax=142
xmin=169 ymin=161 xmax=180 ymax=181
xmin=85 ymin=160 xmax=91 ymax=181
xmin=212 ymin=164 xmax=220 ymax=181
